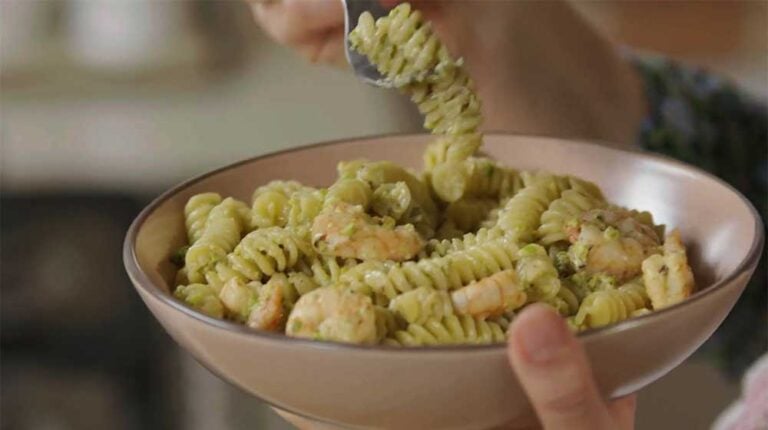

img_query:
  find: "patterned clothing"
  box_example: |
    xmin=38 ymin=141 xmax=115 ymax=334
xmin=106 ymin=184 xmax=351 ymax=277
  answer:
xmin=633 ymin=54 xmax=767 ymax=377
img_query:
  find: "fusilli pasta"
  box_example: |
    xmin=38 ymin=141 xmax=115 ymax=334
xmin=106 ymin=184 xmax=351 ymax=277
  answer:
xmin=387 ymin=315 xmax=506 ymax=346
xmin=184 ymin=192 xmax=222 ymax=244
xmin=431 ymin=158 xmax=520 ymax=202
xmin=572 ymin=280 xmax=650 ymax=329
xmin=169 ymin=2 xmax=696 ymax=346
xmin=185 ymin=197 xmax=250 ymax=283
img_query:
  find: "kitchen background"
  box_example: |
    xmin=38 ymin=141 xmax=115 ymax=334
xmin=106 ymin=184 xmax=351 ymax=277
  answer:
xmin=1 ymin=1 xmax=766 ymax=429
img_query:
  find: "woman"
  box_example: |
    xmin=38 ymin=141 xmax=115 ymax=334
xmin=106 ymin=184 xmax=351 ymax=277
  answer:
xmin=251 ymin=1 xmax=767 ymax=428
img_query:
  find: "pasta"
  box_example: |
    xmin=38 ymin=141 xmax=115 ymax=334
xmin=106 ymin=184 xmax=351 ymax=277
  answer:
xmin=203 ymin=226 xmax=314 ymax=291
xmin=174 ymin=283 xmax=225 ymax=319
xmin=374 ymin=306 xmax=402 ymax=341
xmin=425 ymin=227 xmax=506 ymax=257
xmin=326 ymin=178 xmax=372 ymax=209
xmin=294 ymin=255 xmax=350 ymax=289
xmin=423 ymin=134 xmax=482 ymax=170
xmin=170 ymin=2 xmax=696 ymax=346
xmin=251 ymin=185 xmax=324 ymax=229
xmin=337 ymin=236 xmax=520 ymax=302
xmin=386 ymin=315 xmax=507 ymax=346
xmin=185 ymin=197 xmax=250 ymax=283
xmin=184 ymin=192 xmax=222 ymax=244
xmin=516 ymin=244 xmax=561 ymax=302
xmin=538 ymin=188 xmax=606 ymax=245
xmin=388 ymin=286 xmax=453 ymax=325
xmin=494 ymin=178 xmax=563 ymax=243
xmin=430 ymin=158 xmax=520 ymax=202
xmin=443 ymin=197 xmax=499 ymax=232
xmin=571 ymin=280 xmax=650 ymax=329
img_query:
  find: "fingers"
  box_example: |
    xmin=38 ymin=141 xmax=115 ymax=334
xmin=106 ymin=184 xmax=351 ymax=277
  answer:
xmin=608 ymin=395 xmax=638 ymax=429
xmin=250 ymin=0 xmax=345 ymax=66
xmin=251 ymin=0 xmax=342 ymax=45
xmin=507 ymin=304 xmax=615 ymax=430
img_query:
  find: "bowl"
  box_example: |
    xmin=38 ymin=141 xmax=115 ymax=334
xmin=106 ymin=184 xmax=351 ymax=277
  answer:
xmin=124 ymin=134 xmax=763 ymax=430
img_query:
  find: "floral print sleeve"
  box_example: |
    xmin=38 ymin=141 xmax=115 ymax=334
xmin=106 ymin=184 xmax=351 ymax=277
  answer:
xmin=632 ymin=54 xmax=767 ymax=377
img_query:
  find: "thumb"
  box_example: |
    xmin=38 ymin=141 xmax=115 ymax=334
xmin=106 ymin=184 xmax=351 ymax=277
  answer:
xmin=507 ymin=304 xmax=616 ymax=430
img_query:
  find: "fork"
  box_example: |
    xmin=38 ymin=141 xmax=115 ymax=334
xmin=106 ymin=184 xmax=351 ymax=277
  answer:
xmin=341 ymin=0 xmax=395 ymax=88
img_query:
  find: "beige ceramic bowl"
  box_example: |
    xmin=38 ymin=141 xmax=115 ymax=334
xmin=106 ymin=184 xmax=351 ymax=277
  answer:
xmin=124 ymin=134 xmax=763 ymax=430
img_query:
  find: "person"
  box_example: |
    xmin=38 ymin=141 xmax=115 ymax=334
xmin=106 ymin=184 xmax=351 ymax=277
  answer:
xmin=250 ymin=1 xmax=768 ymax=429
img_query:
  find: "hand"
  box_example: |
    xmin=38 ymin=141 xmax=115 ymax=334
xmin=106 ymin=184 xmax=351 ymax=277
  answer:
xmin=245 ymin=0 xmax=462 ymax=69
xmin=507 ymin=304 xmax=636 ymax=430
xmin=248 ymin=0 xmax=347 ymax=67
xmin=249 ymin=0 xmax=643 ymax=146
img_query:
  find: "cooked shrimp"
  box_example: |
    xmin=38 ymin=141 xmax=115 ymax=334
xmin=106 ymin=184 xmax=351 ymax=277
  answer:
xmin=311 ymin=202 xmax=424 ymax=261
xmin=286 ymin=286 xmax=377 ymax=344
xmin=642 ymin=229 xmax=695 ymax=309
xmin=247 ymin=280 xmax=284 ymax=332
xmin=568 ymin=208 xmax=661 ymax=282
xmin=219 ymin=277 xmax=259 ymax=322
xmin=451 ymin=269 xmax=527 ymax=319
xmin=567 ymin=207 xmax=660 ymax=247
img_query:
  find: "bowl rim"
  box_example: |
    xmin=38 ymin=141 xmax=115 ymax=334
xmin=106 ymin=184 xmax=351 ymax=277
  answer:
xmin=123 ymin=132 xmax=765 ymax=354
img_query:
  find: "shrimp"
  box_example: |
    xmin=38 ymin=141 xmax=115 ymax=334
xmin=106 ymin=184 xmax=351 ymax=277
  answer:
xmin=247 ymin=279 xmax=284 ymax=332
xmin=286 ymin=286 xmax=378 ymax=344
xmin=451 ymin=269 xmax=527 ymax=319
xmin=311 ymin=202 xmax=424 ymax=261
xmin=219 ymin=277 xmax=259 ymax=322
xmin=642 ymin=229 xmax=695 ymax=309
xmin=567 ymin=208 xmax=661 ymax=282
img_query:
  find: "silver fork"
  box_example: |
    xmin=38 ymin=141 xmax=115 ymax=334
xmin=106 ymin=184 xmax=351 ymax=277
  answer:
xmin=342 ymin=0 xmax=395 ymax=88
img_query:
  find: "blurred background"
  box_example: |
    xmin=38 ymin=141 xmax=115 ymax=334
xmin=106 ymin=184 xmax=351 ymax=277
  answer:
xmin=1 ymin=1 xmax=766 ymax=429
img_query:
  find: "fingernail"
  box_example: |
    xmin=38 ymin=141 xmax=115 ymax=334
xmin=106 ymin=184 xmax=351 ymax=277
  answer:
xmin=515 ymin=307 xmax=569 ymax=364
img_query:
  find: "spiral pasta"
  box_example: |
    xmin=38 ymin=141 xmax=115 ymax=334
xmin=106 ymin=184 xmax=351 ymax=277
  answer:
xmin=516 ymin=244 xmax=561 ymax=302
xmin=355 ymin=160 xmax=439 ymax=227
xmin=545 ymin=283 xmax=581 ymax=317
xmin=174 ymin=283 xmax=225 ymax=319
xmin=572 ymin=280 xmax=650 ymax=329
xmin=538 ymin=188 xmax=606 ymax=245
xmin=387 ymin=315 xmax=507 ymax=346
xmin=184 ymin=192 xmax=222 ymax=244
xmin=410 ymin=67 xmax=482 ymax=136
xmin=350 ymin=4 xmax=481 ymax=136
xmin=388 ymin=286 xmax=453 ymax=325
xmin=203 ymin=227 xmax=314 ymax=291
xmin=294 ymin=255 xmax=351 ymax=289
xmin=423 ymin=134 xmax=482 ymax=170
xmin=170 ymin=2 xmax=695 ymax=346
xmin=251 ymin=180 xmax=305 ymax=202
xmin=251 ymin=185 xmax=324 ymax=229
xmin=371 ymin=182 xmax=411 ymax=221
xmin=494 ymin=179 xmax=563 ymax=243
xmin=340 ymin=236 xmax=519 ymax=301
xmin=185 ymin=197 xmax=250 ymax=283
xmin=444 ymin=197 xmax=499 ymax=233
xmin=348 ymin=4 xmax=453 ymax=86
xmin=431 ymin=158 xmax=520 ymax=202
xmin=374 ymin=305 xmax=403 ymax=341
xmin=425 ymin=227 xmax=507 ymax=257
xmin=326 ymin=178 xmax=372 ymax=209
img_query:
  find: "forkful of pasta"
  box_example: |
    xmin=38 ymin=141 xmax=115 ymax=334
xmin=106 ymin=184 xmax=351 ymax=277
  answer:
xmin=343 ymin=0 xmax=459 ymax=88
